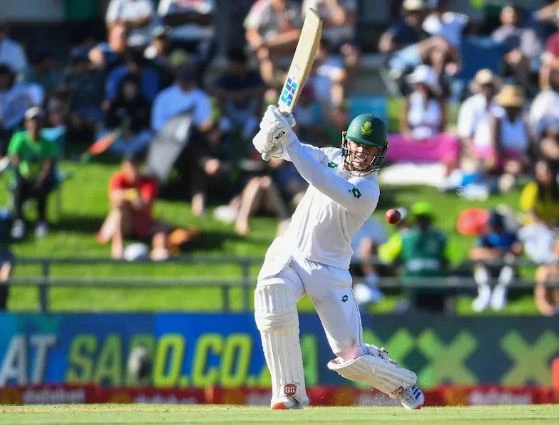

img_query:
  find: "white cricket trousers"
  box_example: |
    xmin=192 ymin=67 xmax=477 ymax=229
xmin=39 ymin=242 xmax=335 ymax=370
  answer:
xmin=254 ymin=240 xmax=364 ymax=405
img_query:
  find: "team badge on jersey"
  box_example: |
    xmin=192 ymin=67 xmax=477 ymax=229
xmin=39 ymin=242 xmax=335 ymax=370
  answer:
xmin=349 ymin=187 xmax=362 ymax=199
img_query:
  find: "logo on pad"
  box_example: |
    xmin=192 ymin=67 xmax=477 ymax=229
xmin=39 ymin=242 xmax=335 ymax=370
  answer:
xmin=284 ymin=383 xmax=297 ymax=396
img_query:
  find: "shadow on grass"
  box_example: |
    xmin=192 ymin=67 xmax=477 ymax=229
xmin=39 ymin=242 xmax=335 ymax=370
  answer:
xmin=49 ymin=215 xmax=102 ymax=234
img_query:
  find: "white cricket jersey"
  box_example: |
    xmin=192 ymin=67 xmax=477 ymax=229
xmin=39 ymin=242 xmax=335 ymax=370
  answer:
xmin=279 ymin=143 xmax=380 ymax=270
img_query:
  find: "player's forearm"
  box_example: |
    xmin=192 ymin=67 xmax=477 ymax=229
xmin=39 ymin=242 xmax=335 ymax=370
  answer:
xmin=285 ymin=140 xmax=373 ymax=212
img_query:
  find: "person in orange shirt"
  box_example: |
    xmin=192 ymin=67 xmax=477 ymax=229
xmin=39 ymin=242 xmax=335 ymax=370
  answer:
xmin=97 ymin=154 xmax=170 ymax=260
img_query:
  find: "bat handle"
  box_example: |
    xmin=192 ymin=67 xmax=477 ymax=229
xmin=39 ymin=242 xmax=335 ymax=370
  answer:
xmin=276 ymin=106 xmax=297 ymax=128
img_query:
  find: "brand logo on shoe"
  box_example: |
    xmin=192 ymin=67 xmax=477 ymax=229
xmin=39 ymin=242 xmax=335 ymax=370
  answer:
xmin=284 ymin=383 xmax=297 ymax=396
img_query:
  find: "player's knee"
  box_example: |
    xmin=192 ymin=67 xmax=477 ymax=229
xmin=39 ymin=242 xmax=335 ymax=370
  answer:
xmin=334 ymin=342 xmax=365 ymax=361
xmin=254 ymin=282 xmax=298 ymax=331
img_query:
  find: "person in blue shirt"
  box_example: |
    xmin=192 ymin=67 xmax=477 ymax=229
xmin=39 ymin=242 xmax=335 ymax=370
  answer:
xmin=470 ymin=210 xmax=523 ymax=312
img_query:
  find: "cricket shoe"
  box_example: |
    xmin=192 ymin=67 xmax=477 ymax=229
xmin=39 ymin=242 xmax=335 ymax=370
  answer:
xmin=271 ymin=397 xmax=303 ymax=410
xmin=398 ymin=384 xmax=424 ymax=410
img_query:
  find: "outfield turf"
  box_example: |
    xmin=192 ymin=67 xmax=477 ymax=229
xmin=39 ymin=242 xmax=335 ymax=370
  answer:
xmin=1 ymin=404 xmax=558 ymax=425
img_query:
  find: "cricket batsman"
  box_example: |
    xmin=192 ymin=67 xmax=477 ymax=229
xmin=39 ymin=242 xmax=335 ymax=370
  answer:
xmin=252 ymin=105 xmax=424 ymax=410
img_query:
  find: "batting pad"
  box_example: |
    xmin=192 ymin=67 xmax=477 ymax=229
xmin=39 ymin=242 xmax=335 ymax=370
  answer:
xmin=255 ymin=284 xmax=308 ymax=405
xmin=328 ymin=355 xmax=416 ymax=397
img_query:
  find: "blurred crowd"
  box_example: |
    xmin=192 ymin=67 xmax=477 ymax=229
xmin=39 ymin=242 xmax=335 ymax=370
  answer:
xmin=0 ymin=0 xmax=559 ymax=315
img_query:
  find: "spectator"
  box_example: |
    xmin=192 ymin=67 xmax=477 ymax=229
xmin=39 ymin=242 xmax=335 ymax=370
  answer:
xmin=105 ymin=0 xmax=155 ymax=48
xmin=520 ymin=159 xmax=559 ymax=226
xmin=89 ymin=23 xmax=130 ymax=72
xmin=144 ymin=26 xmax=175 ymax=88
xmin=157 ymin=0 xmax=217 ymax=82
xmin=104 ymin=76 xmax=153 ymax=157
xmin=302 ymin=0 xmax=359 ymax=100
xmin=491 ymin=4 xmax=542 ymax=95
xmin=379 ymin=201 xmax=451 ymax=313
xmin=422 ymin=0 xmax=469 ymax=49
xmin=105 ymin=49 xmax=160 ymax=102
xmin=351 ymin=214 xmax=391 ymax=305
xmin=538 ymin=119 xmax=559 ymax=169
xmin=151 ymin=65 xmax=212 ymax=132
xmin=211 ymin=48 xmax=265 ymax=144
xmin=151 ymin=65 xmax=223 ymax=216
xmin=215 ymin=157 xmax=306 ymax=236
xmin=97 ymin=155 xmax=170 ymax=260
xmin=378 ymin=0 xmax=429 ymax=54
xmin=23 ymin=50 xmax=63 ymax=99
xmin=62 ymin=48 xmax=105 ymax=143
xmin=471 ymin=84 xmax=531 ymax=188
xmin=0 ymin=208 xmax=14 ymax=311
xmin=0 ymin=22 xmax=27 ymax=76
xmin=457 ymin=69 xmax=500 ymax=161
xmin=234 ymin=163 xmax=292 ymax=236
xmin=470 ymin=210 xmax=522 ymax=312
xmin=529 ymin=68 xmax=559 ymax=140
xmin=385 ymin=0 xmax=459 ymax=80
xmin=386 ymin=65 xmax=461 ymax=171
xmin=0 ymin=64 xmax=43 ymax=154
xmin=540 ymin=9 xmax=559 ymax=89
xmin=8 ymin=107 xmax=59 ymax=240
xmin=244 ymin=0 xmax=303 ymax=87
xmin=293 ymin=84 xmax=328 ymax=143
xmin=311 ymin=38 xmax=348 ymax=110
xmin=534 ymin=237 xmax=559 ymax=316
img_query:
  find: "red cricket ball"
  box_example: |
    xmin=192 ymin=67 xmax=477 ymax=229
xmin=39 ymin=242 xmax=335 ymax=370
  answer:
xmin=385 ymin=208 xmax=401 ymax=224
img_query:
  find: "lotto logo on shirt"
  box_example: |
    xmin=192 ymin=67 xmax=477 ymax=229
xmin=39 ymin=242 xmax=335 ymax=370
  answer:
xmin=280 ymin=77 xmax=298 ymax=107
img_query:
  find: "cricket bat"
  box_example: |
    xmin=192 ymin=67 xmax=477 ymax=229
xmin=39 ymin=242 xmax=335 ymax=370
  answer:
xmin=277 ymin=8 xmax=323 ymax=115
xmin=262 ymin=8 xmax=322 ymax=160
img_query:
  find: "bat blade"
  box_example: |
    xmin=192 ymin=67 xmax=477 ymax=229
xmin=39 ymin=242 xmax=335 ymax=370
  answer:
xmin=277 ymin=8 xmax=323 ymax=114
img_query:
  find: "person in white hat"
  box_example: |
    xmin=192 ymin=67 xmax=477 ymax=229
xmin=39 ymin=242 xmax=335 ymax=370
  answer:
xmin=471 ymin=84 xmax=530 ymax=188
xmin=385 ymin=64 xmax=461 ymax=171
xmin=457 ymin=69 xmax=501 ymax=160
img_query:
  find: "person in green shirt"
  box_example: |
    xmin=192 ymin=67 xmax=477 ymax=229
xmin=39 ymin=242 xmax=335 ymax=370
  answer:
xmin=379 ymin=201 xmax=451 ymax=313
xmin=8 ymin=107 xmax=59 ymax=239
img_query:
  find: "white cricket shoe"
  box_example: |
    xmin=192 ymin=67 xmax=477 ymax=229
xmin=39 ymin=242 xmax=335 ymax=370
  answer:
xmin=271 ymin=397 xmax=303 ymax=410
xmin=398 ymin=384 xmax=424 ymax=410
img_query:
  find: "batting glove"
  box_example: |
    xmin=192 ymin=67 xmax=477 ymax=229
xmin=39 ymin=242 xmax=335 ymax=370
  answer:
xmin=252 ymin=128 xmax=284 ymax=161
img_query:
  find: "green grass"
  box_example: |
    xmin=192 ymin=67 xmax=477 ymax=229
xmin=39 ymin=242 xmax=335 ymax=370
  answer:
xmin=0 ymin=157 xmax=538 ymax=314
xmin=1 ymin=404 xmax=558 ymax=425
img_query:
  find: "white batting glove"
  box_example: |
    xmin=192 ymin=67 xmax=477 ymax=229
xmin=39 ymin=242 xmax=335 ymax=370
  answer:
xmin=261 ymin=105 xmax=297 ymax=145
xmin=252 ymin=128 xmax=284 ymax=161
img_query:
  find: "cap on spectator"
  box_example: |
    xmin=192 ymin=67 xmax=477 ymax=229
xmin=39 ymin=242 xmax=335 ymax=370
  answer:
xmin=24 ymin=106 xmax=44 ymax=120
xmin=406 ymin=65 xmax=438 ymax=90
xmin=403 ymin=0 xmax=428 ymax=12
xmin=474 ymin=69 xmax=499 ymax=86
xmin=495 ymin=84 xmax=524 ymax=108
xmin=411 ymin=201 xmax=434 ymax=218
xmin=470 ymin=68 xmax=500 ymax=93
